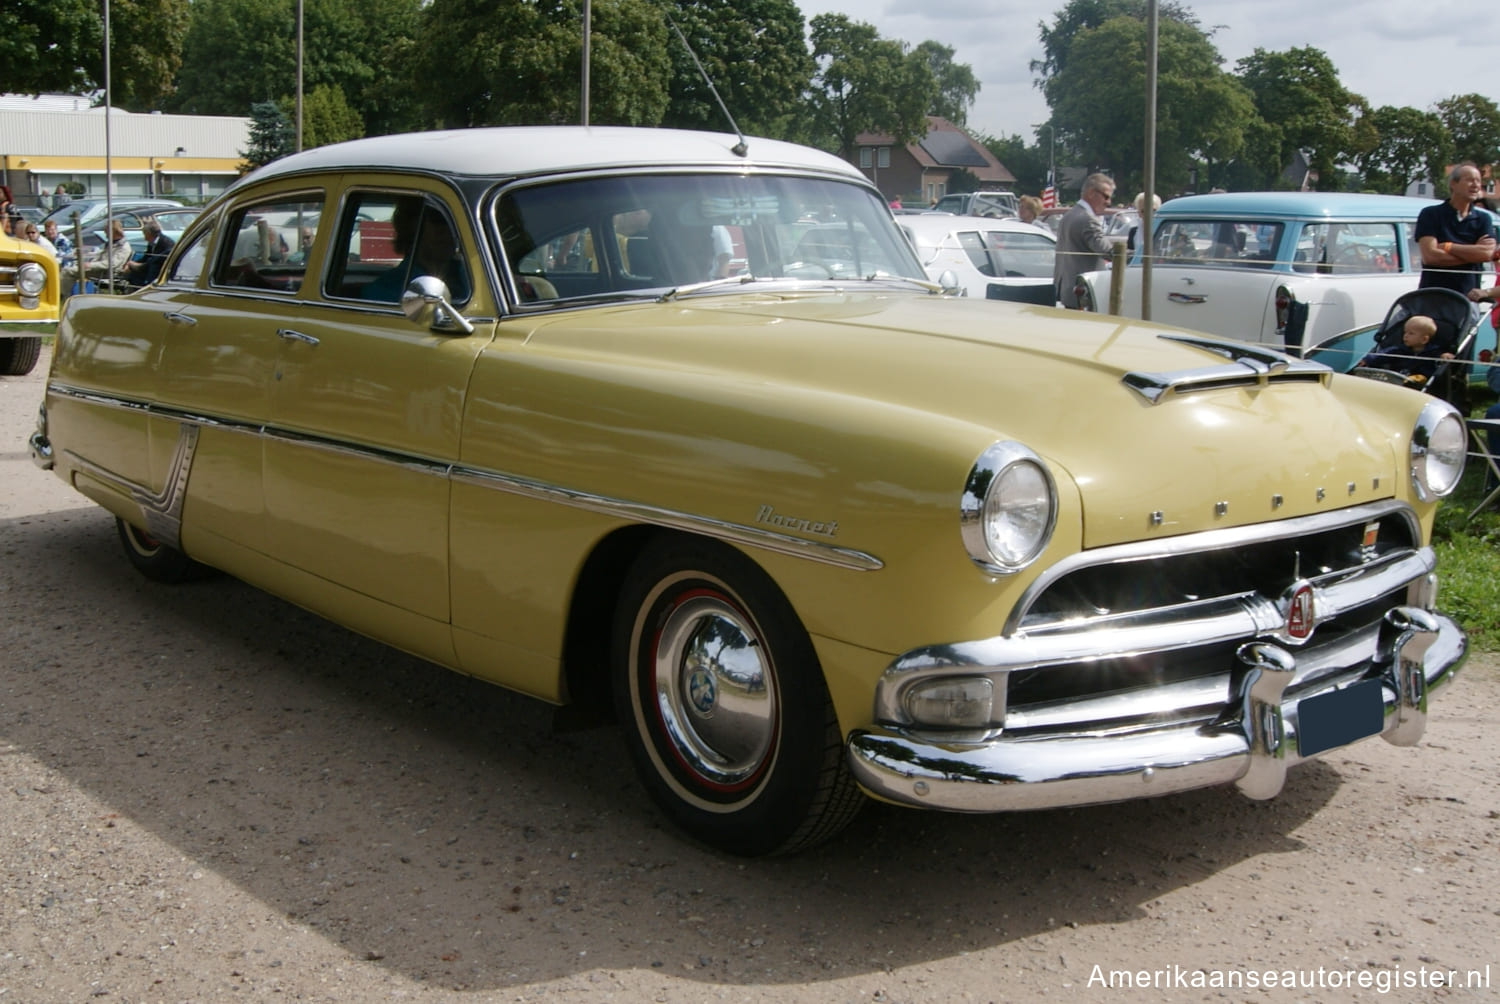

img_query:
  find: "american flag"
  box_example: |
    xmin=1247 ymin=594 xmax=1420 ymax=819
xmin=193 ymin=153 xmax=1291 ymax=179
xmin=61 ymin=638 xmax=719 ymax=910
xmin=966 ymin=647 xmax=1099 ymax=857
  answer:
xmin=1040 ymin=186 xmax=1057 ymax=209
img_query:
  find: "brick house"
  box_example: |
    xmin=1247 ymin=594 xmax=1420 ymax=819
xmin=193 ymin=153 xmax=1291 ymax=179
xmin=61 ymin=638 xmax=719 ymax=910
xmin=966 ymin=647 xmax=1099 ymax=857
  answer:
xmin=851 ymin=116 xmax=1015 ymax=207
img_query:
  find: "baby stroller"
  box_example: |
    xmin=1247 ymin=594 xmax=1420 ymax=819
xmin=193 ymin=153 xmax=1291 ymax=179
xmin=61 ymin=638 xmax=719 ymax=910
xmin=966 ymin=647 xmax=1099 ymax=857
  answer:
xmin=1352 ymin=287 xmax=1484 ymax=409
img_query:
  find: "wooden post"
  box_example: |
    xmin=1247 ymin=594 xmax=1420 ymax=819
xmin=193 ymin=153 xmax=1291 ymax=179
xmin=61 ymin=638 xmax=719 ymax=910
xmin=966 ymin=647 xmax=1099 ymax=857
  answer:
xmin=1108 ymin=242 xmax=1128 ymax=316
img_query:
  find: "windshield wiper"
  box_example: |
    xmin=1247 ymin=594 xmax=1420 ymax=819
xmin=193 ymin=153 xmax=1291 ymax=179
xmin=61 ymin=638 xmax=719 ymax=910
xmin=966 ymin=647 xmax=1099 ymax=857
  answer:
xmin=657 ymin=275 xmax=763 ymax=302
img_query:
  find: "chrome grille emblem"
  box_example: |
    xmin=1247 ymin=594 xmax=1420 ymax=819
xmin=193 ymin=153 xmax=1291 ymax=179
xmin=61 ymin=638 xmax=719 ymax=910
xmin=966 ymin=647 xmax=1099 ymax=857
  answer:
xmin=1286 ymin=582 xmax=1316 ymax=641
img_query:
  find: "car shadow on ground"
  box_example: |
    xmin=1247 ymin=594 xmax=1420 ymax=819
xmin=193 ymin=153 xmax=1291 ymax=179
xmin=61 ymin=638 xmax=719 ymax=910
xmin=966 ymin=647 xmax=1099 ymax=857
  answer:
xmin=0 ymin=506 xmax=1342 ymax=991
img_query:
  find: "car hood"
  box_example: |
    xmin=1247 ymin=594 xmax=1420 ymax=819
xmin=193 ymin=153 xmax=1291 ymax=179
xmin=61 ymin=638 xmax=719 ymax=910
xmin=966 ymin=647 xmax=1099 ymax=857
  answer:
xmin=522 ymin=291 xmax=1411 ymax=548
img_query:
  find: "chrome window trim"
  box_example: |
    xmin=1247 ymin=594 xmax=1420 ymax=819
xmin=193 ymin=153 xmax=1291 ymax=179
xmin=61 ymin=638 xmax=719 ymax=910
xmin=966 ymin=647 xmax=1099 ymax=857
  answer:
xmin=46 ymin=384 xmax=882 ymax=573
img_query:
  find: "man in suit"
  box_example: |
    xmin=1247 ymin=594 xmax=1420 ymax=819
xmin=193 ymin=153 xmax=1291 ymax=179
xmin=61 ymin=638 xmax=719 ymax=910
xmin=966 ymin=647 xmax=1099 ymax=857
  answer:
xmin=1053 ymin=173 xmax=1119 ymax=309
xmin=124 ymin=219 xmax=176 ymax=287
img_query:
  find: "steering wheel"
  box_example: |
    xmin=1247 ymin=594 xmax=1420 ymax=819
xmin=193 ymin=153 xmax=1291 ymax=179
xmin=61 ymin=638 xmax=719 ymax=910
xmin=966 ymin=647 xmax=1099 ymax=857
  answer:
xmin=1332 ymin=243 xmax=1379 ymax=269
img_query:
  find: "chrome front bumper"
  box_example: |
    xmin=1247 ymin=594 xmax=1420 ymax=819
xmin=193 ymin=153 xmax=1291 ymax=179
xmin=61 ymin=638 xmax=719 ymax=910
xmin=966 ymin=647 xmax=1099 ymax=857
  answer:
xmin=846 ymin=605 xmax=1467 ymax=812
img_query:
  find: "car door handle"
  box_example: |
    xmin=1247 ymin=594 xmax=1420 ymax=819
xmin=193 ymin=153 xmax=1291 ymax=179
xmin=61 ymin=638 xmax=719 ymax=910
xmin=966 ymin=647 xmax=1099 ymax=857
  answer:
xmin=163 ymin=311 xmax=197 ymax=326
xmin=1167 ymin=292 xmax=1207 ymax=304
xmin=277 ymin=328 xmax=320 ymax=346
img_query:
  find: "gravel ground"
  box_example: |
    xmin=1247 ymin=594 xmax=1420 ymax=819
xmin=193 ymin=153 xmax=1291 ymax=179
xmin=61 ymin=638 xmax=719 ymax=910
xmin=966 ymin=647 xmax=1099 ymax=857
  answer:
xmin=3 ymin=348 xmax=1499 ymax=1003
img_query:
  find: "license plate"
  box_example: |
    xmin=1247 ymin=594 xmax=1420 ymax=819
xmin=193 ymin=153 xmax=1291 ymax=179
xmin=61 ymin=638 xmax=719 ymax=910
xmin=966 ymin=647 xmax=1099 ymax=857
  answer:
xmin=1297 ymin=679 xmax=1385 ymax=757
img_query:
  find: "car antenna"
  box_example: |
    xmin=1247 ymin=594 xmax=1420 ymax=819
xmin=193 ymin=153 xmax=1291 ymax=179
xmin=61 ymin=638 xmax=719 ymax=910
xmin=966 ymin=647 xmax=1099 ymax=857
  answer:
xmin=665 ymin=14 xmax=748 ymax=158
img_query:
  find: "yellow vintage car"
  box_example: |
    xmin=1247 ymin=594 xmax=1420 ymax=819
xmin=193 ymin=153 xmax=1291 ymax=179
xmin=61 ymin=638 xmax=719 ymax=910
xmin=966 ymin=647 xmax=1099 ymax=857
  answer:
xmin=30 ymin=127 xmax=1470 ymax=855
xmin=1 ymin=228 xmax=59 ymax=375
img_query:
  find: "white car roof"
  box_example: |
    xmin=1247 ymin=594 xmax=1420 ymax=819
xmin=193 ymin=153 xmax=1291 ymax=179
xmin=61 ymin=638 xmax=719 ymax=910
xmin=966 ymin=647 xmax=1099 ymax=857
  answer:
xmin=900 ymin=214 xmax=1056 ymax=244
xmin=234 ymin=126 xmax=866 ymax=188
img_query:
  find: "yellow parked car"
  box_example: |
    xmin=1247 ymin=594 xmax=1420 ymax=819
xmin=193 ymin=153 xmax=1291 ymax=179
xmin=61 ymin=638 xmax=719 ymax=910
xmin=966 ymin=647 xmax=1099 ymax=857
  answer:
xmin=30 ymin=128 xmax=1470 ymax=855
xmin=1 ymin=228 xmax=59 ymax=375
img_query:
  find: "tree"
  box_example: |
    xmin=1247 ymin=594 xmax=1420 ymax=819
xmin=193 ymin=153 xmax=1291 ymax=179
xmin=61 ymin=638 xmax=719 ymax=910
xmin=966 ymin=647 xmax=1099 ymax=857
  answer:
xmin=658 ymin=0 xmax=813 ymax=140
xmin=1234 ymin=47 xmax=1368 ymax=192
xmin=415 ymin=0 xmax=669 ymax=128
xmin=2 ymin=0 xmax=187 ymax=109
xmin=279 ymin=85 xmax=365 ymax=150
xmin=241 ymin=101 xmax=295 ymax=171
xmin=1435 ymin=94 xmax=1500 ymax=169
xmin=1357 ymin=106 xmax=1451 ymax=195
xmin=1032 ymin=0 xmax=1200 ymax=89
xmin=807 ymin=13 xmax=933 ymax=158
xmin=1042 ymin=14 xmax=1255 ymax=194
xmin=107 ymin=0 xmax=191 ymax=110
xmin=169 ymin=0 xmax=296 ymax=115
xmin=914 ymin=41 xmax=979 ymax=127
xmin=169 ymin=0 xmax=424 ymax=136
xmin=983 ymin=133 xmax=1049 ymax=194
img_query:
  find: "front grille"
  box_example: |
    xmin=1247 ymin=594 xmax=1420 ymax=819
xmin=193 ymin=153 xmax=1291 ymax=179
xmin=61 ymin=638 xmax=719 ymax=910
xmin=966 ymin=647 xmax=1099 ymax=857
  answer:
xmin=1006 ymin=501 xmax=1421 ymax=717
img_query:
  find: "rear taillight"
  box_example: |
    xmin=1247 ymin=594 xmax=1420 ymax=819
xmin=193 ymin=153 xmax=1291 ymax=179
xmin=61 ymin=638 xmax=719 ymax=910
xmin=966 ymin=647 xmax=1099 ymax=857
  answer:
xmin=1274 ymin=287 xmax=1293 ymax=331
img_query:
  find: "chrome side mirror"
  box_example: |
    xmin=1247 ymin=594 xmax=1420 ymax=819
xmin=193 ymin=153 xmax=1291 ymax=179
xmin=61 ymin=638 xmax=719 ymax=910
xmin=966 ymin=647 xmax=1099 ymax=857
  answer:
xmin=937 ymin=269 xmax=963 ymax=296
xmin=400 ymin=275 xmax=473 ymax=335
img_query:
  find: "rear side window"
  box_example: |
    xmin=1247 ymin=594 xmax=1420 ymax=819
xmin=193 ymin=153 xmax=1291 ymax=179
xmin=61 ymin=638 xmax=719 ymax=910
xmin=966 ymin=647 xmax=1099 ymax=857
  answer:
xmin=1295 ymin=222 xmax=1403 ymax=274
xmin=956 ymin=231 xmax=994 ymax=276
xmin=212 ymin=195 xmax=324 ymax=294
xmin=325 ymin=192 xmax=471 ymax=306
xmin=985 ymin=230 xmax=1055 ymax=278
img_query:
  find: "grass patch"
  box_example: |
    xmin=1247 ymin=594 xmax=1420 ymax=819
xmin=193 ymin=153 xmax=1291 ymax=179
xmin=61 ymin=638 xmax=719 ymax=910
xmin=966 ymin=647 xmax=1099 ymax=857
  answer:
xmin=1432 ymin=400 xmax=1500 ymax=653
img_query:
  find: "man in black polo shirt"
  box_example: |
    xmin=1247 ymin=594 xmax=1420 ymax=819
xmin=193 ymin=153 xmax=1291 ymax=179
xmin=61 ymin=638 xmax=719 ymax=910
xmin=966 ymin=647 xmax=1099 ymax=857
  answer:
xmin=1416 ymin=163 xmax=1497 ymax=294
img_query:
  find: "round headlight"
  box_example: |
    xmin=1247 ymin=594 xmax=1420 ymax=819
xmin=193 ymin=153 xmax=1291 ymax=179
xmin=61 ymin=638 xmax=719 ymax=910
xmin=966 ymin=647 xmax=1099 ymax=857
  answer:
xmin=961 ymin=441 xmax=1057 ymax=574
xmin=16 ymin=262 xmax=47 ymax=297
xmin=1410 ymin=400 xmax=1466 ymax=501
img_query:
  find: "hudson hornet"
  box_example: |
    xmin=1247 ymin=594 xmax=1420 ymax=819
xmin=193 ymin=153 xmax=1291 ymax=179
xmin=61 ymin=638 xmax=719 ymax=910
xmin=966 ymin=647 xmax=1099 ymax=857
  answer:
xmin=30 ymin=127 xmax=1469 ymax=855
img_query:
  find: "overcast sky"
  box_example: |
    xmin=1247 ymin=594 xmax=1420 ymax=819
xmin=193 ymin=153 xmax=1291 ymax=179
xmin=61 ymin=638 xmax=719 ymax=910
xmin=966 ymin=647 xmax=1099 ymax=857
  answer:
xmin=797 ymin=0 xmax=1477 ymax=143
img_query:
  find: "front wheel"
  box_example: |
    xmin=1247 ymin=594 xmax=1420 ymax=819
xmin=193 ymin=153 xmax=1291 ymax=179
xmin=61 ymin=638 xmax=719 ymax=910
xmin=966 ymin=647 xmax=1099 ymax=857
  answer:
xmin=613 ymin=537 xmax=862 ymax=855
xmin=116 ymin=517 xmax=210 ymax=583
xmin=0 ymin=336 xmax=42 ymax=376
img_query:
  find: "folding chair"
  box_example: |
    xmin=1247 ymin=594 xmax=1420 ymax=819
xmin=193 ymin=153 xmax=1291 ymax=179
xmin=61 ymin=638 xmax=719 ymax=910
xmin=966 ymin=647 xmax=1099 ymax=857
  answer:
xmin=1465 ymin=417 xmax=1500 ymax=523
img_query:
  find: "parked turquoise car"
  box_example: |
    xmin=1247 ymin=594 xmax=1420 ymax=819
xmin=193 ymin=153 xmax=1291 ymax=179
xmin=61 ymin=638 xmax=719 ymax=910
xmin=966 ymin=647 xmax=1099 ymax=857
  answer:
xmin=1077 ymin=192 xmax=1434 ymax=350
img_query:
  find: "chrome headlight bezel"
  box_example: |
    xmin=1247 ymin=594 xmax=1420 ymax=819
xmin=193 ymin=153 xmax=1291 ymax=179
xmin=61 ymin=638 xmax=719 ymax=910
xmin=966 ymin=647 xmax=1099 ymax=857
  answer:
xmin=960 ymin=440 xmax=1058 ymax=575
xmin=1410 ymin=399 xmax=1466 ymax=502
xmin=16 ymin=262 xmax=47 ymax=305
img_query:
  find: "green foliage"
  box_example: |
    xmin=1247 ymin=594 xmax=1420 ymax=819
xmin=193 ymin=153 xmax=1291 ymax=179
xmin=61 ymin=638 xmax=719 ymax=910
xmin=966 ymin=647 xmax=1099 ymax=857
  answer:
xmin=1435 ymin=94 xmax=1500 ymax=169
xmin=169 ymin=0 xmax=423 ymax=136
xmin=107 ymin=0 xmax=191 ymax=110
xmin=983 ymin=133 xmax=1049 ymax=194
xmin=659 ymin=0 xmax=813 ymax=140
xmin=169 ymin=0 xmax=295 ymax=114
xmin=1433 ymin=481 xmax=1500 ymax=654
xmin=914 ymin=41 xmax=979 ymax=128
xmin=278 ymin=85 xmax=364 ymax=151
xmin=1235 ymin=47 xmax=1368 ymax=192
xmin=808 ymin=13 xmax=934 ymax=158
xmin=3 ymin=0 xmax=186 ymax=107
xmin=1043 ymin=14 xmax=1254 ymax=194
xmin=240 ymin=100 xmax=295 ymax=171
xmin=1032 ymin=0 xmax=1198 ymax=82
xmin=1358 ymin=106 xmax=1452 ymax=195
xmin=415 ymin=0 xmax=669 ymax=128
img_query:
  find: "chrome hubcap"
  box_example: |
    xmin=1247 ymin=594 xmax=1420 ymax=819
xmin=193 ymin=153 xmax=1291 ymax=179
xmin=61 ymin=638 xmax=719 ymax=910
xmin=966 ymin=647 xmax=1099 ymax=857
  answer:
xmin=652 ymin=592 xmax=776 ymax=788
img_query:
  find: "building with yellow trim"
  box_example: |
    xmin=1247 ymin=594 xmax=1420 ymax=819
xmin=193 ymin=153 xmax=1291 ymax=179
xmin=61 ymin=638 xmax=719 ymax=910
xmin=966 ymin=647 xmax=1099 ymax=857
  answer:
xmin=1 ymin=95 xmax=250 ymax=208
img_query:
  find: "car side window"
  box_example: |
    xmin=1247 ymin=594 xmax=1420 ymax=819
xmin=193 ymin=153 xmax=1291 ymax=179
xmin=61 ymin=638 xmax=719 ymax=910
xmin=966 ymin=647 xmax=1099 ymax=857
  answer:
xmin=986 ymin=230 xmax=1055 ymax=278
xmin=956 ymin=231 xmax=995 ymax=276
xmin=326 ymin=191 xmax=471 ymax=306
xmin=166 ymin=230 xmax=210 ymax=285
xmin=1297 ymin=222 xmax=1401 ymax=275
xmin=1154 ymin=219 xmax=1280 ymax=268
xmin=211 ymin=196 xmax=324 ymax=294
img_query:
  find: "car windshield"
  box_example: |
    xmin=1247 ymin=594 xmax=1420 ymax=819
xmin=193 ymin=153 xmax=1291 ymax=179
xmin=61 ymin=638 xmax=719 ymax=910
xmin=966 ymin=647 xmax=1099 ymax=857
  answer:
xmin=498 ymin=173 xmax=925 ymax=301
